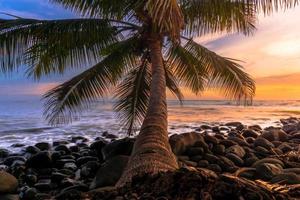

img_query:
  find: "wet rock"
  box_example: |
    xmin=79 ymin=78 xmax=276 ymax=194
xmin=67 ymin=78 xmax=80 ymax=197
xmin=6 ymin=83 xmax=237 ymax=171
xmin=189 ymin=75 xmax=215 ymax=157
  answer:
xmin=90 ymin=155 xmax=129 ymax=189
xmin=55 ymin=145 xmax=71 ymax=154
xmin=0 ymin=171 xmax=18 ymax=193
xmin=76 ymin=156 xmax=99 ymax=167
xmin=225 ymin=145 xmax=245 ymax=158
xmin=212 ymin=145 xmax=225 ymax=155
xmin=225 ymin=122 xmax=243 ymax=127
xmin=25 ymin=146 xmax=40 ymax=154
xmin=219 ymin=140 xmax=237 ymax=148
xmin=203 ymin=154 xmax=219 ymax=164
xmin=254 ymin=138 xmax=274 ymax=150
xmin=207 ymin=164 xmax=222 ymax=173
xmin=278 ymin=143 xmax=293 ymax=153
xmin=183 ymin=160 xmax=197 ymax=167
xmin=35 ymin=142 xmax=51 ymax=151
xmin=22 ymin=187 xmax=38 ymax=200
xmin=252 ymin=158 xmax=284 ymax=168
xmin=242 ymin=129 xmax=259 ymax=138
xmin=248 ymin=125 xmax=262 ymax=131
xmin=217 ymin=156 xmax=236 ymax=172
xmin=102 ymin=132 xmax=118 ymax=139
xmin=26 ymin=152 xmax=52 ymax=169
xmin=256 ymin=163 xmax=282 ymax=180
xmin=80 ymin=161 xmax=100 ymax=178
xmin=260 ymin=129 xmax=289 ymax=142
xmin=186 ymin=147 xmax=204 ymax=157
xmin=228 ymin=136 xmax=249 ymax=147
xmin=198 ymin=160 xmax=209 ymax=168
xmin=90 ymin=139 xmax=107 ymax=159
xmin=25 ymin=174 xmax=37 ymax=186
xmin=4 ymin=156 xmax=26 ymax=166
xmin=0 ymin=194 xmax=19 ymax=200
xmin=193 ymin=140 xmax=209 ymax=152
xmin=190 ymin=156 xmax=203 ymax=162
xmin=245 ymin=137 xmax=255 ymax=144
xmin=204 ymin=135 xmax=219 ymax=145
xmin=271 ymin=173 xmax=300 ymax=184
xmin=169 ymin=132 xmax=204 ymax=155
xmin=34 ymin=179 xmax=52 ymax=192
xmin=226 ymin=153 xmax=244 ymax=166
xmin=101 ymin=138 xmax=135 ymax=160
xmin=71 ymin=136 xmax=89 ymax=143
xmin=69 ymin=145 xmax=80 ymax=153
xmin=200 ymin=125 xmax=211 ymax=130
xmin=64 ymin=162 xmax=77 ymax=171
xmin=254 ymin=146 xmax=270 ymax=156
xmin=0 ymin=149 xmax=10 ymax=158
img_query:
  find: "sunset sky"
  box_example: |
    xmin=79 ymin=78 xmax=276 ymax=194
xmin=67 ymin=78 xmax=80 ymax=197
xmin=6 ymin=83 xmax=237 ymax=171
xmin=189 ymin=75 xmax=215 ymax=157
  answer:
xmin=1 ymin=0 xmax=300 ymax=100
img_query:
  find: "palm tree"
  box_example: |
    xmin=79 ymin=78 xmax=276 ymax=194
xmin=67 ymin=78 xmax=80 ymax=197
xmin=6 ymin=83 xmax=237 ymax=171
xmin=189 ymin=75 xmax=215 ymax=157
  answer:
xmin=0 ymin=0 xmax=298 ymax=186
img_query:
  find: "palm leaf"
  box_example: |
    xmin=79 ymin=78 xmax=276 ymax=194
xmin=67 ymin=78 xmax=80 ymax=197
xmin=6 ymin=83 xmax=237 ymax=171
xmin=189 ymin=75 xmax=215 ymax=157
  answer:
xmin=43 ymin=37 xmax=140 ymax=124
xmin=165 ymin=64 xmax=184 ymax=103
xmin=180 ymin=0 xmax=257 ymax=37
xmin=114 ymin=58 xmax=151 ymax=135
xmin=182 ymin=38 xmax=256 ymax=102
xmin=0 ymin=18 xmax=120 ymax=74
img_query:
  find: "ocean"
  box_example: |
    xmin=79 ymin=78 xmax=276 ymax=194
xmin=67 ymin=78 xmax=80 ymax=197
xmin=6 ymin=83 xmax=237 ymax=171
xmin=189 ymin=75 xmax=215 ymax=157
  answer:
xmin=1 ymin=95 xmax=300 ymax=150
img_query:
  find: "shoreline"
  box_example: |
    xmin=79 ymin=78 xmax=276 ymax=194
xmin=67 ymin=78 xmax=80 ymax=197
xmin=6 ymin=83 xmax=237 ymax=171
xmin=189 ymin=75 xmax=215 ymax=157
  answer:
xmin=0 ymin=117 xmax=299 ymax=199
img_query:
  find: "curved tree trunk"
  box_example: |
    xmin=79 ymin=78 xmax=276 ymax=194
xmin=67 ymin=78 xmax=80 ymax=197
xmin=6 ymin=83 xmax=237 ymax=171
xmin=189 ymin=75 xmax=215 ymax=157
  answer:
xmin=116 ymin=37 xmax=179 ymax=187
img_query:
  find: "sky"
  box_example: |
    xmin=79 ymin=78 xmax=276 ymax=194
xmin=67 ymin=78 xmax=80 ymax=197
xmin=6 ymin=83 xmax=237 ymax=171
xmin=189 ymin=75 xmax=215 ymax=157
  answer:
xmin=1 ymin=1 xmax=300 ymax=100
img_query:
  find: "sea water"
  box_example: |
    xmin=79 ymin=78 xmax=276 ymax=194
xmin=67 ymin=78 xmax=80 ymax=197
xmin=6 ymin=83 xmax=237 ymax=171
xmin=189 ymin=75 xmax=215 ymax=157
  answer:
xmin=1 ymin=95 xmax=300 ymax=149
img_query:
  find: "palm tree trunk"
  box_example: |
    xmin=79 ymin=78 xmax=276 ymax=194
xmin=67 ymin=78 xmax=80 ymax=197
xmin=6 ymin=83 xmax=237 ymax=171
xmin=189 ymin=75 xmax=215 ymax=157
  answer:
xmin=116 ymin=37 xmax=179 ymax=187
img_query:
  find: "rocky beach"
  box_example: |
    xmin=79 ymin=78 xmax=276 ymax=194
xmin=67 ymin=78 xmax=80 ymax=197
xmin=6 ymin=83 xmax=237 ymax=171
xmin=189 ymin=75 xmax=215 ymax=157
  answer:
xmin=0 ymin=117 xmax=299 ymax=200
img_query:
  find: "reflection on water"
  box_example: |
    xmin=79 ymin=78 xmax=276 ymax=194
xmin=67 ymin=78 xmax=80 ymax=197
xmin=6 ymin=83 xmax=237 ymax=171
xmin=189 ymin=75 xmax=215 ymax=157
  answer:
xmin=1 ymin=96 xmax=300 ymax=149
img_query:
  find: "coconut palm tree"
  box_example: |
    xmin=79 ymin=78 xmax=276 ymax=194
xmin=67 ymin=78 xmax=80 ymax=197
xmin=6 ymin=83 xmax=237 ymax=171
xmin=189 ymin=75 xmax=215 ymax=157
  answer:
xmin=0 ymin=0 xmax=298 ymax=186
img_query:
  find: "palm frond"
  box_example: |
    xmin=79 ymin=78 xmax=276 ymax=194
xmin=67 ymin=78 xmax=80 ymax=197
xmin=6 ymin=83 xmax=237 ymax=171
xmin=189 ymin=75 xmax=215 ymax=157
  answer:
xmin=0 ymin=18 xmax=120 ymax=74
xmin=114 ymin=58 xmax=151 ymax=135
xmin=182 ymin=38 xmax=256 ymax=102
xmin=165 ymin=64 xmax=184 ymax=103
xmin=144 ymin=0 xmax=184 ymax=41
xmin=50 ymin=0 xmax=141 ymax=19
xmin=43 ymin=37 xmax=140 ymax=125
xmin=245 ymin=0 xmax=299 ymax=14
xmin=167 ymin=43 xmax=208 ymax=94
xmin=180 ymin=0 xmax=257 ymax=37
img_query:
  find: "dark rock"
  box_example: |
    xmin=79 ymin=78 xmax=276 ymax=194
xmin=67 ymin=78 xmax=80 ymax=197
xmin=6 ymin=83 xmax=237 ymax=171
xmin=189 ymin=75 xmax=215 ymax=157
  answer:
xmin=26 ymin=152 xmax=52 ymax=169
xmin=228 ymin=136 xmax=249 ymax=147
xmin=278 ymin=143 xmax=293 ymax=153
xmin=55 ymin=159 xmax=75 ymax=169
xmin=226 ymin=153 xmax=244 ymax=166
xmin=80 ymin=161 xmax=100 ymax=178
xmin=34 ymin=179 xmax=52 ymax=192
xmin=90 ymin=155 xmax=129 ymax=189
xmin=225 ymin=145 xmax=245 ymax=158
xmin=248 ymin=125 xmax=262 ymax=131
xmin=101 ymin=138 xmax=135 ymax=160
xmin=271 ymin=173 xmax=300 ymax=184
xmin=0 ymin=194 xmax=19 ymax=200
xmin=242 ymin=129 xmax=259 ymax=138
xmin=69 ymin=145 xmax=80 ymax=153
xmin=22 ymin=188 xmax=38 ymax=200
xmin=183 ymin=160 xmax=197 ymax=167
xmin=256 ymin=163 xmax=282 ymax=180
xmin=0 ymin=171 xmax=18 ymax=193
xmin=76 ymin=156 xmax=99 ymax=167
xmin=90 ymin=139 xmax=107 ymax=159
xmin=254 ymin=138 xmax=274 ymax=150
xmin=25 ymin=146 xmax=40 ymax=154
xmin=54 ymin=145 xmax=71 ymax=154
xmin=190 ymin=156 xmax=203 ymax=162
xmin=207 ymin=164 xmax=222 ymax=173
xmin=217 ymin=156 xmax=236 ymax=172
xmin=0 ymin=149 xmax=10 ymax=158
xmin=185 ymin=147 xmax=204 ymax=157
xmin=204 ymin=135 xmax=219 ymax=145
xmin=71 ymin=136 xmax=89 ymax=143
xmin=225 ymin=122 xmax=243 ymax=127
xmin=219 ymin=140 xmax=237 ymax=148
xmin=245 ymin=137 xmax=255 ymax=144
xmin=200 ymin=125 xmax=211 ymax=130
xmin=254 ymin=146 xmax=270 ymax=156
xmin=11 ymin=143 xmax=25 ymax=148
xmin=252 ymin=158 xmax=284 ymax=168
xmin=35 ymin=142 xmax=51 ymax=151
xmin=197 ymin=160 xmax=209 ymax=168
xmin=102 ymin=132 xmax=118 ymax=139
xmin=260 ymin=129 xmax=289 ymax=142
xmin=212 ymin=126 xmax=220 ymax=132
xmin=169 ymin=132 xmax=203 ymax=155
xmin=53 ymin=140 xmax=69 ymax=146
xmin=64 ymin=162 xmax=77 ymax=171
xmin=4 ymin=156 xmax=26 ymax=166
xmin=193 ymin=140 xmax=209 ymax=152
xmin=203 ymin=154 xmax=219 ymax=164
xmin=177 ymin=156 xmax=189 ymax=162
xmin=212 ymin=145 xmax=225 ymax=155
xmin=25 ymin=174 xmax=38 ymax=186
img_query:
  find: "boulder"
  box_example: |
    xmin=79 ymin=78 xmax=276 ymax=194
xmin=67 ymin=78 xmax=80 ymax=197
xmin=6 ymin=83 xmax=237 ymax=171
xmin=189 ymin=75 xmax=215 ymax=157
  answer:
xmin=225 ymin=122 xmax=243 ymax=127
xmin=3 ymin=156 xmax=26 ymax=166
xmin=226 ymin=153 xmax=244 ymax=166
xmin=242 ymin=129 xmax=259 ymax=138
xmin=255 ymin=163 xmax=282 ymax=180
xmin=260 ymin=129 xmax=288 ymax=142
xmin=252 ymin=158 xmax=284 ymax=168
xmin=0 ymin=195 xmax=19 ymax=200
xmin=35 ymin=142 xmax=51 ymax=151
xmin=26 ymin=152 xmax=52 ymax=169
xmin=254 ymin=138 xmax=274 ymax=150
xmin=185 ymin=147 xmax=204 ymax=157
xmin=101 ymin=138 xmax=134 ymax=160
xmin=0 ymin=171 xmax=18 ymax=193
xmin=225 ymin=145 xmax=245 ymax=158
xmin=90 ymin=155 xmax=129 ymax=189
xmin=248 ymin=125 xmax=262 ymax=131
xmin=169 ymin=132 xmax=204 ymax=155
xmin=25 ymin=146 xmax=40 ymax=154
xmin=204 ymin=135 xmax=219 ymax=145
xmin=271 ymin=173 xmax=300 ymax=184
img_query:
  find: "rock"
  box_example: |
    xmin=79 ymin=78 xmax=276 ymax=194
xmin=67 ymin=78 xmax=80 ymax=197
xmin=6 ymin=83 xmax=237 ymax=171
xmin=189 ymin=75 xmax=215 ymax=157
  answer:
xmin=200 ymin=125 xmax=211 ymax=130
xmin=190 ymin=156 xmax=203 ymax=162
xmin=54 ymin=145 xmax=71 ymax=154
xmin=69 ymin=145 xmax=80 ymax=153
xmin=71 ymin=136 xmax=89 ymax=143
xmin=169 ymin=132 xmax=204 ymax=155
xmin=64 ymin=162 xmax=77 ymax=171
xmin=90 ymin=155 xmax=129 ymax=189
xmin=217 ymin=156 xmax=236 ymax=172
xmin=185 ymin=147 xmax=204 ymax=157
xmin=219 ymin=140 xmax=237 ymax=148
xmin=80 ymin=161 xmax=100 ymax=178
xmin=203 ymin=154 xmax=219 ymax=164
xmin=35 ymin=142 xmax=51 ymax=151
xmin=0 ymin=149 xmax=10 ymax=158
xmin=225 ymin=145 xmax=245 ymax=158
xmin=204 ymin=135 xmax=219 ymax=145
xmin=260 ymin=129 xmax=289 ymax=142
xmin=271 ymin=173 xmax=300 ymax=184
xmin=245 ymin=137 xmax=255 ymax=144
xmin=22 ymin=188 xmax=37 ymax=200
xmin=212 ymin=145 xmax=225 ymax=155
xmin=242 ymin=129 xmax=259 ymax=138
xmin=76 ymin=156 xmax=99 ymax=167
xmin=4 ymin=156 xmax=26 ymax=166
xmin=90 ymin=139 xmax=107 ymax=159
xmin=254 ymin=138 xmax=274 ymax=150
xmin=177 ymin=156 xmax=189 ymax=162
xmin=11 ymin=143 xmax=25 ymax=148
xmin=101 ymin=138 xmax=134 ymax=160
xmin=278 ymin=143 xmax=293 ymax=153
xmin=0 ymin=194 xmax=19 ymax=200
xmin=207 ymin=164 xmax=222 ymax=173
xmin=256 ymin=163 xmax=282 ymax=180
xmin=226 ymin=153 xmax=244 ymax=166
xmin=25 ymin=146 xmax=40 ymax=154
xmin=193 ymin=140 xmax=209 ymax=152
xmin=0 ymin=171 xmax=18 ymax=193
xmin=225 ymin=122 xmax=243 ymax=127
xmin=25 ymin=174 xmax=37 ymax=186
xmin=252 ymin=158 xmax=284 ymax=168
xmin=102 ymin=132 xmax=118 ymax=139
xmin=248 ymin=125 xmax=262 ymax=131
xmin=282 ymin=123 xmax=300 ymax=133
xmin=53 ymin=140 xmax=69 ymax=146
xmin=197 ymin=160 xmax=209 ymax=168
xmin=34 ymin=179 xmax=52 ymax=192
xmin=283 ymin=168 xmax=300 ymax=174
xmin=254 ymin=146 xmax=270 ymax=156
xmin=228 ymin=136 xmax=249 ymax=147
xmin=183 ymin=160 xmax=197 ymax=167
xmin=26 ymin=152 xmax=52 ymax=169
